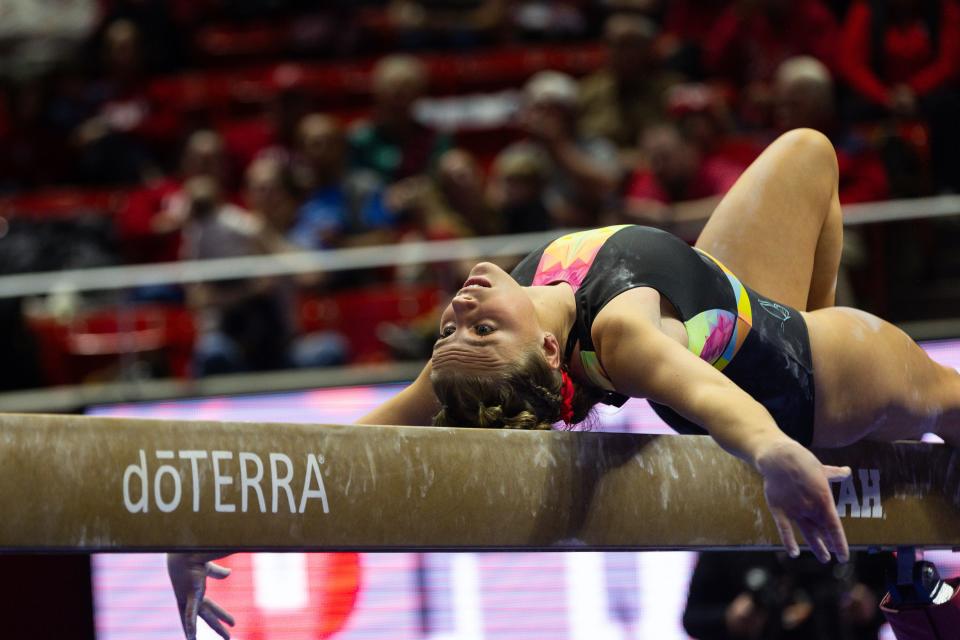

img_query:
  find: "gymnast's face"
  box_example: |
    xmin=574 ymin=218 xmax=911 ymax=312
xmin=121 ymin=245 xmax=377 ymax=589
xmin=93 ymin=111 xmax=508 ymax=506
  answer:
xmin=432 ymin=262 xmax=543 ymax=372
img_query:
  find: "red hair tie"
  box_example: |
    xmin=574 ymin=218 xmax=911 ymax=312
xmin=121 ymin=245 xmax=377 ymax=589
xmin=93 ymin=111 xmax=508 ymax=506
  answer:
xmin=559 ymin=370 xmax=575 ymax=424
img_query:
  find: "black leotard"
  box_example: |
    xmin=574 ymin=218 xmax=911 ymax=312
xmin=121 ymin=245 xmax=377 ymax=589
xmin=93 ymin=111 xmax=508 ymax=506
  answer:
xmin=510 ymin=225 xmax=816 ymax=446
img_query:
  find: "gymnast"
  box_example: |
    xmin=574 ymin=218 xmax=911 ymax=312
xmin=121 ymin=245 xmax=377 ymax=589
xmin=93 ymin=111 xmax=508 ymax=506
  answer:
xmin=168 ymin=128 xmax=960 ymax=639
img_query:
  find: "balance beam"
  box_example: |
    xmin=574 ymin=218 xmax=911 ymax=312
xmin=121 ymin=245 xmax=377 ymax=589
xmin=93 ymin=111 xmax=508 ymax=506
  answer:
xmin=1 ymin=413 xmax=957 ymax=552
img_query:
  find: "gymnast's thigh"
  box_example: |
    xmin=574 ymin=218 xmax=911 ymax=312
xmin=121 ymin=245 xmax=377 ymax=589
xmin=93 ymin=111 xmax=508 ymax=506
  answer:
xmin=805 ymin=307 xmax=953 ymax=447
xmin=695 ymin=129 xmax=839 ymax=311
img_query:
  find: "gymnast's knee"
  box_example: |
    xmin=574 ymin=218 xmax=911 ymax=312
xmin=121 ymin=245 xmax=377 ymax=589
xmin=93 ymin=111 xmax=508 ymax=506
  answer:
xmin=775 ymin=128 xmax=839 ymax=184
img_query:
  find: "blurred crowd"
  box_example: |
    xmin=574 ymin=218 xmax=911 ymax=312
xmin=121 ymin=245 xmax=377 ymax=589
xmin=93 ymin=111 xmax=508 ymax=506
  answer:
xmin=684 ymin=550 xmax=894 ymax=640
xmin=1 ymin=0 xmax=959 ymax=389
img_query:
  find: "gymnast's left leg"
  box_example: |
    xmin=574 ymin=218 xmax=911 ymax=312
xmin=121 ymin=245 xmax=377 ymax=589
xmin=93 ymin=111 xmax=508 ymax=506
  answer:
xmin=805 ymin=306 xmax=960 ymax=449
xmin=695 ymin=128 xmax=842 ymax=312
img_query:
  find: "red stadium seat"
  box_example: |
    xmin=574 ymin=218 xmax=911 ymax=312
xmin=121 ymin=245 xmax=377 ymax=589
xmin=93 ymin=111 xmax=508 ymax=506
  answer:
xmin=0 ymin=188 xmax=128 ymax=220
xmin=298 ymin=284 xmax=445 ymax=363
xmin=195 ymin=23 xmax=289 ymax=60
xmin=147 ymin=42 xmax=607 ymax=118
xmin=28 ymin=304 xmax=196 ymax=385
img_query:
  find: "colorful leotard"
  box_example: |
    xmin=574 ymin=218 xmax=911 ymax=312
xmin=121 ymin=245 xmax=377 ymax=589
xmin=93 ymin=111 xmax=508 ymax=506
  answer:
xmin=510 ymin=225 xmax=816 ymax=446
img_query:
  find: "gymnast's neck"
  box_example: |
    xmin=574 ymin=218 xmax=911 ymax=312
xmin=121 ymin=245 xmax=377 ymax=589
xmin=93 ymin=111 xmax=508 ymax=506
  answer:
xmin=525 ymin=282 xmax=577 ymax=363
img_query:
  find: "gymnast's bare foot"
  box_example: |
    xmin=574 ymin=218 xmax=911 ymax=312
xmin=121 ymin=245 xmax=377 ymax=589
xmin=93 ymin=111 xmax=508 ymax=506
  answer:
xmin=755 ymin=440 xmax=851 ymax=563
xmin=167 ymin=553 xmax=235 ymax=640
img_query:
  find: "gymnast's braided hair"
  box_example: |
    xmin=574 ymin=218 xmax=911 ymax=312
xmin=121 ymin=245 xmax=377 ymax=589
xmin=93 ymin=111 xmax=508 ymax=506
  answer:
xmin=430 ymin=350 xmax=605 ymax=430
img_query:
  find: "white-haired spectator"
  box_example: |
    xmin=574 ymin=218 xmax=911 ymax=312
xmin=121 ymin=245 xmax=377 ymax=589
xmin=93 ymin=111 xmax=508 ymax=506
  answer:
xmin=773 ymin=56 xmax=889 ymax=205
xmin=774 ymin=56 xmax=835 ymax=132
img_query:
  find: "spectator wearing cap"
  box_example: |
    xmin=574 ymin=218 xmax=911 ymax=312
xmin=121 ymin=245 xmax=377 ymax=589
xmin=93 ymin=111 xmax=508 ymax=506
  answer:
xmin=661 ymin=82 xmax=760 ymax=172
xmin=579 ymin=14 xmax=682 ymax=168
xmin=348 ymin=55 xmax=452 ymax=184
xmin=488 ymin=145 xmax=553 ymax=234
xmin=497 ymin=70 xmax=621 ymax=228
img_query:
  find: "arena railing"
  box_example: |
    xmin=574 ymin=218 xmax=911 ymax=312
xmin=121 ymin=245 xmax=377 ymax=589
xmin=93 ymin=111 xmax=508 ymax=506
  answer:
xmin=1 ymin=194 xmax=959 ymax=413
xmin=2 ymin=195 xmax=959 ymax=300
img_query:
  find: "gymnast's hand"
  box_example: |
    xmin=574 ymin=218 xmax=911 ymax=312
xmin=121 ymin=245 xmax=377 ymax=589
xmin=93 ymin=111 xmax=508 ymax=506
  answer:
xmin=754 ymin=440 xmax=851 ymax=564
xmin=167 ymin=553 xmax=235 ymax=640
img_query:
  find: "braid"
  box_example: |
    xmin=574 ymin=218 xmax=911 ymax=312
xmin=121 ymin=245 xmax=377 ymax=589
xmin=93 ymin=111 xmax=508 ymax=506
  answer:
xmin=431 ymin=351 xmax=604 ymax=430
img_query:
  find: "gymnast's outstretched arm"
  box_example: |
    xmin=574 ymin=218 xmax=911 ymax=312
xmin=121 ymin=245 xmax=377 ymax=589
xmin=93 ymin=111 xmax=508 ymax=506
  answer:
xmin=169 ymin=362 xmax=440 ymax=639
xmin=594 ymin=292 xmax=851 ymax=563
xmin=356 ymin=361 xmax=439 ymax=426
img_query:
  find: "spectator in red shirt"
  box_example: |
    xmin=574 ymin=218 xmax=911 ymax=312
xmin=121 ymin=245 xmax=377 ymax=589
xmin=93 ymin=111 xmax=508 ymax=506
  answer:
xmin=838 ymin=0 xmax=960 ymax=192
xmin=703 ymin=0 xmax=839 ymax=127
xmin=117 ymin=129 xmax=233 ymax=265
xmin=773 ymin=56 xmax=889 ymax=204
xmin=624 ymin=121 xmax=746 ymax=239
